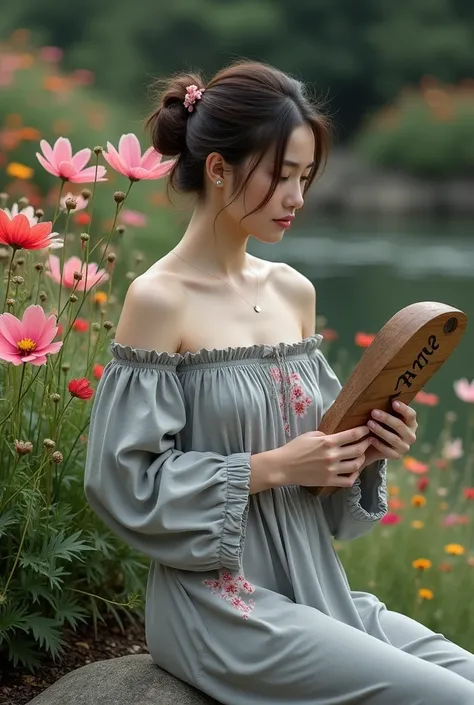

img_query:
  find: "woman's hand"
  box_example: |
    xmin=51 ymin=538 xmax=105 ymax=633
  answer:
xmin=363 ymin=400 xmax=418 ymax=467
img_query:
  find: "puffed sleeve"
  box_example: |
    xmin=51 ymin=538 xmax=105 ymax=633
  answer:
xmin=84 ymin=342 xmax=251 ymax=572
xmin=313 ymin=349 xmax=388 ymax=541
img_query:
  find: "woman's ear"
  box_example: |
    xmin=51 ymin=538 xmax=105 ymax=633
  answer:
xmin=205 ymin=152 xmax=226 ymax=187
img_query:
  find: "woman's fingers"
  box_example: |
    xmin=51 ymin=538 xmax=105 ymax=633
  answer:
xmin=336 ymin=437 xmax=373 ymax=461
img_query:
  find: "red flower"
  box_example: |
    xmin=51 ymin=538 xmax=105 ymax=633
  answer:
xmin=355 ymin=332 xmax=375 ymax=348
xmin=417 ymin=477 xmax=430 ymax=493
xmin=414 ymin=390 xmax=439 ymax=406
xmin=68 ymin=377 xmax=94 ymax=400
xmin=320 ymin=328 xmax=338 ymax=342
xmin=93 ymin=363 xmax=104 ymax=380
xmin=380 ymin=512 xmax=401 ymax=525
xmin=463 ymin=488 xmax=474 ymax=500
xmin=74 ymin=212 xmax=90 ymax=226
xmin=72 ymin=317 xmax=89 ymax=332
xmin=0 ymin=209 xmax=62 ymax=250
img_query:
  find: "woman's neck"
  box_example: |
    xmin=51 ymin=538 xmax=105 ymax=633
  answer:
xmin=174 ymin=205 xmax=251 ymax=277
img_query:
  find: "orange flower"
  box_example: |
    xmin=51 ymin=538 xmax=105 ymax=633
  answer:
xmin=93 ymin=291 xmax=108 ymax=305
xmin=404 ymin=456 xmax=429 ymax=474
xmin=411 ymin=495 xmax=427 ymax=508
xmin=412 ymin=558 xmax=432 ymax=571
xmin=6 ymin=162 xmax=34 ymax=180
xmin=418 ymin=588 xmax=434 ymax=601
xmin=74 ymin=212 xmax=91 ymax=226
xmin=389 ymin=498 xmax=405 ymax=510
xmin=411 ymin=520 xmax=424 ymax=529
xmin=444 ymin=543 xmax=465 ymax=556
xmin=355 ymin=332 xmax=375 ymax=348
xmin=463 ymin=488 xmax=474 ymax=500
xmin=19 ymin=127 xmax=42 ymax=141
xmin=387 ymin=485 xmax=399 ymax=496
xmin=414 ymin=390 xmax=439 ymax=406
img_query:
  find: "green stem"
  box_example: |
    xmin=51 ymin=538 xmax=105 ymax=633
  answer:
xmin=15 ymin=363 xmax=26 ymax=439
xmin=51 ymin=180 xmax=66 ymax=228
xmin=2 ymin=248 xmax=17 ymax=312
xmin=0 ymin=365 xmax=42 ymax=428
xmin=56 ymin=209 xmax=72 ymax=319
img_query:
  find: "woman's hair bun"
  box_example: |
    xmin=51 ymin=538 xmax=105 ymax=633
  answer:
xmin=146 ymin=72 xmax=205 ymax=158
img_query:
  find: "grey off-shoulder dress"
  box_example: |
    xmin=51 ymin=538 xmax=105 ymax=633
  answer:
xmin=84 ymin=334 xmax=474 ymax=704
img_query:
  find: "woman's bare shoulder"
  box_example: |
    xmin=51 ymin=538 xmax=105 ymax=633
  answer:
xmin=114 ymin=257 xmax=186 ymax=353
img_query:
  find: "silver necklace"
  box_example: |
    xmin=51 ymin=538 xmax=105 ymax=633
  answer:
xmin=170 ymin=250 xmax=261 ymax=313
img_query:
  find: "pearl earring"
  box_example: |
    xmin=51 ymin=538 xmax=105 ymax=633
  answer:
xmin=216 ymin=179 xmax=223 ymax=187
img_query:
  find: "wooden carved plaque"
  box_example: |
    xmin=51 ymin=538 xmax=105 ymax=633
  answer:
xmin=306 ymin=302 xmax=468 ymax=497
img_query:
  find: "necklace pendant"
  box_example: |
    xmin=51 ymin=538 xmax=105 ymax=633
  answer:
xmin=254 ymin=305 xmax=261 ymax=313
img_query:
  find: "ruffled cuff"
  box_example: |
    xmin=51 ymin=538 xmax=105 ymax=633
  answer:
xmin=346 ymin=459 xmax=388 ymax=523
xmin=218 ymin=453 xmax=252 ymax=571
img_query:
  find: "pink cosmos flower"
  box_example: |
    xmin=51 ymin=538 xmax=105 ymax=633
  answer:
xmin=0 ymin=305 xmax=62 ymax=366
xmin=119 ymin=209 xmax=148 ymax=227
xmin=59 ymin=191 xmax=89 ymax=212
xmin=36 ymin=137 xmax=107 ymax=183
xmin=442 ymin=438 xmax=464 ymax=460
xmin=0 ymin=208 xmax=62 ymax=250
xmin=46 ymin=254 xmax=109 ymax=292
xmin=102 ymin=133 xmax=174 ymax=181
xmin=454 ymin=379 xmax=474 ymax=403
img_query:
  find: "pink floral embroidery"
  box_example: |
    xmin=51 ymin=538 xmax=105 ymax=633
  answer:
xmin=203 ymin=570 xmax=256 ymax=619
xmin=269 ymin=366 xmax=313 ymax=429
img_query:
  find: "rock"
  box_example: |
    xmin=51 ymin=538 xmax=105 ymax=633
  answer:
xmin=27 ymin=654 xmax=220 ymax=705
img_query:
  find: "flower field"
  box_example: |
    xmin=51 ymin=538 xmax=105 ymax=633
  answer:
xmin=0 ymin=31 xmax=473 ymax=672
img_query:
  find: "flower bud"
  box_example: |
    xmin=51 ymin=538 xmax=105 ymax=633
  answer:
xmin=0 ymin=193 xmax=8 ymax=207
xmin=116 ymin=225 xmax=125 ymax=235
xmin=12 ymin=275 xmax=24 ymax=285
xmin=73 ymin=271 xmax=83 ymax=281
xmin=18 ymin=197 xmax=29 ymax=209
xmin=15 ymin=439 xmax=33 ymax=455
xmin=135 ymin=253 xmax=144 ymax=264
xmin=61 ymin=362 xmax=70 ymax=372
xmin=107 ymin=252 xmax=116 ymax=263
xmin=81 ymin=188 xmax=92 ymax=200
xmin=69 ymin=293 xmax=78 ymax=303
xmin=92 ymin=322 xmax=101 ymax=332
xmin=125 ymin=271 xmax=136 ymax=280
xmin=114 ymin=191 xmax=125 ymax=204
xmin=35 ymin=208 xmax=44 ymax=220
xmin=51 ymin=450 xmax=63 ymax=464
xmin=49 ymin=393 xmax=61 ymax=403
xmin=93 ymin=145 xmax=103 ymax=155
xmin=43 ymin=438 xmax=56 ymax=449
xmin=39 ymin=291 xmax=47 ymax=302
xmin=80 ymin=233 xmax=90 ymax=243
xmin=16 ymin=257 xmax=25 ymax=266
xmin=65 ymin=197 xmax=77 ymax=211
xmin=103 ymin=320 xmax=113 ymax=331
xmin=35 ymin=262 xmax=44 ymax=272
xmin=6 ymin=298 xmax=15 ymax=307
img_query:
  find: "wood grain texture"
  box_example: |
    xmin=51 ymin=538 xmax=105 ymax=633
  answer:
xmin=305 ymin=302 xmax=468 ymax=497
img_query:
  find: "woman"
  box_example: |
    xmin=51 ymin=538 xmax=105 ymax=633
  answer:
xmin=84 ymin=61 xmax=474 ymax=704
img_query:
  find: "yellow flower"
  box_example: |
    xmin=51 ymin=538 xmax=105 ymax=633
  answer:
xmin=412 ymin=558 xmax=432 ymax=571
xmin=94 ymin=291 xmax=108 ymax=305
xmin=411 ymin=520 xmax=424 ymax=529
xmin=6 ymin=162 xmax=34 ymax=180
xmin=445 ymin=543 xmax=465 ymax=556
xmin=388 ymin=485 xmax=399 ymax=496
xmin=439 ymin=501 xmax=448 ymax=511
xmin=411 ymin=494 xmax=427 ymax=508
xmin=418 ymin=588 xmax=434 ymax=600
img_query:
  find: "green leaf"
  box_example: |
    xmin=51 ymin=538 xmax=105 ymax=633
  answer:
xmin=28 ymin=614 xmax=66 ymax=659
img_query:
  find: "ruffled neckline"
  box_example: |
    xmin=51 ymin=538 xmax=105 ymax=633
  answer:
xmin=110 ymin=334 xmax=324 ymax=369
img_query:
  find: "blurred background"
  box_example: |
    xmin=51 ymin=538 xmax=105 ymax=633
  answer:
xmin=0 ymin=0 xmax=473 ymax=443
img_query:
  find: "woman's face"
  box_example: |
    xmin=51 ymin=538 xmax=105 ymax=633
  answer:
xmin=224 ymin=123 xmax=315 ymax=244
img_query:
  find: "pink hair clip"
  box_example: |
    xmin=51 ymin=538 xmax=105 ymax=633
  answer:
xmin=184 ymin=84 xmax=204 ymax=113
